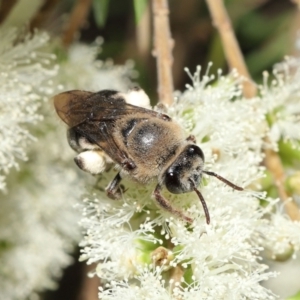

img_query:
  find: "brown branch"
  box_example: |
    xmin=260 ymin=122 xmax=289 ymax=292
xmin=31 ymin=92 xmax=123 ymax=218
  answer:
xmin=30 ymin=0 xmax=59 ymax=30
xmin=78 ymin=263 xmax=100 ymax=300
xmin=62 ymin=0 xmax=92 ymax=48
xmin=205 ymin=0 xmax=300 ymax=221
xmin=136 ymin=2 xmax=151 ymax=60
xmin=291 ymin=0 xmax=300 ymax=8
xmin=205 ymin=0 xmax=256 ymax=98
xmin=152 ymin=0 xmax=174 ymax=106
xmin=264 ymin=145 xmax=300 ymax=221
xmin=0 ymin=0 xmax=17 ymax=24
xmin=290 ymin=3 xmax=300 ymax=57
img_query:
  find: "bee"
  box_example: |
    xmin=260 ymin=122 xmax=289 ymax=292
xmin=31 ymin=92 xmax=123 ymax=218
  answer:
xmin=53 ymin=87 xmax=243 ymax=224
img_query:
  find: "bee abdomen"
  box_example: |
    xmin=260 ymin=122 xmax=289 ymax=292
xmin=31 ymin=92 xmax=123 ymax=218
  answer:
xmin=67 ymin=128 xmax=98 ymax=152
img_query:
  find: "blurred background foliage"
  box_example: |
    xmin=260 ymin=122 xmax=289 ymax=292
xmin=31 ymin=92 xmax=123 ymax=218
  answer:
xmin=86 ymin=0 xmax=296 ymax=97
xmin=1 ymin=0 xmax=296 ymax=101
xmin=86 ymin=0 xmax=297 ymax=100
xmin=1 ymin=0 xmax=299 ymax=299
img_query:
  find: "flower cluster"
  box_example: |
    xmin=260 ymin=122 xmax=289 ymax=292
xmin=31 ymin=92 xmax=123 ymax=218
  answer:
xmin=261 ymin=57 xmax=300 ymax=147
xmin=53 ymin=40 xmax=136 ymax=93
xmin=78 ymin=64 xmax=300 ymax=299
xmin=0 ymin=28 xmax=57 ymax=190
xmin=0 ymin=31 xmax=134 ymax=299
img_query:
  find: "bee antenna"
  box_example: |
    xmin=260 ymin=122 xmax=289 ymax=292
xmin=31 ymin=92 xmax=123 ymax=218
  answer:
xmin=203 ymin=170 xmax=243 ymax=191
xmin=189 ymin=179 xmax=210 ymax=224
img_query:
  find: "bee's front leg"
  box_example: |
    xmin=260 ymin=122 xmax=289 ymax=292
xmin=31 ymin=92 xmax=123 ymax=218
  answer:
xmin=153 ymin=184 xmax=193 ymax=223
xmin=106 ymin=172 xmax=123 ymax=200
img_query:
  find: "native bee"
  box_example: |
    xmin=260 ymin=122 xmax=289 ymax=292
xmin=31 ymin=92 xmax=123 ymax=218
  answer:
xmin=53 ymin=87 xmax=243 ymax=224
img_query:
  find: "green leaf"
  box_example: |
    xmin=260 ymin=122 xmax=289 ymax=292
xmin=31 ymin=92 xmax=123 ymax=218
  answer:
xmin=92 ymin=0 xmax=110 ymax=28
xmin=287 ymin=291 xmax=300 ymax=300
xmin=133 ymin=0 xmax=148 ymax=24
xmin=0 ymin=240 xmax=13 ymax=252
xmin=244 ymin=11 xmax=293 ymax=77
xmin=182 ymin=265 xmax=193 ymax=285
xmin=205 ymin=33 xmax=226 ymax=74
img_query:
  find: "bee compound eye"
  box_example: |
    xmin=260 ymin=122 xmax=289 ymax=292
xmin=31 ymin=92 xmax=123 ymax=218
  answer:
xmin=187 ymin=145 xmax=204 ymax=161
xmin=165 ymin=170 xmax=182 ymax=194
xmin=188 ymin=146 xmax=195 ymax=154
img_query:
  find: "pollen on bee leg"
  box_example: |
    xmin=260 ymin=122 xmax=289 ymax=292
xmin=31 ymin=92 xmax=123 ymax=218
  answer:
xmin=74 ymin=150 xmax=107 ymax=174
xmin=122 ymin=87 xmax=151 ymax=108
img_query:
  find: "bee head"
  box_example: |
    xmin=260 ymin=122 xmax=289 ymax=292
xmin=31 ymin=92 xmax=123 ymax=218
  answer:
xmin=164 ymin=145 xmax=205 ymax=194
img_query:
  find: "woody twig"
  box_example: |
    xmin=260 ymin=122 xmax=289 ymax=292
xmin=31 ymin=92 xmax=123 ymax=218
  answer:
xmin=62 ymin=0 xmax=92 ymax=48
xmin=264 ymin=145 xmax=300 ymax=221
xmin=78 ymin=264 xmax=100 ymax=300
xmin=205 ymin=0 xmax=256 ymax=98
xmin=136 ymin=2 xmax=151 ymax=60
xmin=206 ymin=0 xmax=300 ymax=221
xmin=152 ymin=0 xmax=174 ymax=106
xmin=30 ymin=0 xmax=59 ymax=31
xmin=291 ymin=0 xmax=300 ymax=8
xmin=0 ymin=0 xmax=17 ymax=24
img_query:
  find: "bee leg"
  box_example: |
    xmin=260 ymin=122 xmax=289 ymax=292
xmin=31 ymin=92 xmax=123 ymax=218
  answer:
xmin=74 ymin=150 xmax=106 ymax=175
xmin=122 ymin=159 xmax=136 ymax=171
xmin=153 ymin=185 xmax=193 ymax=223
xmin=186 ymin=135 xmax=196 ymax=143
xmin=106 ymin=172 xmax=123 ymax=200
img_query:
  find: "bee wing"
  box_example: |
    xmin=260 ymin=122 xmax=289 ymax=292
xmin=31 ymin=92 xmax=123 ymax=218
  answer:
xmin=76 ymin=120 xmax=132 ymax=167
xmin=53 ymin=89 xmax=160 ymax=127
xmin=53 ymin=90 xmax=95 ymax=127
xmin=53 ymin=89 xmax=164 ymax=167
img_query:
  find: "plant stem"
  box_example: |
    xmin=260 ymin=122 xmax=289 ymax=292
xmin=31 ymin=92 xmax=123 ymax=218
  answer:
xmin=291 ymin=0 xmax=300 ymax=8
xmin=264 ymin=145 xmax=300 ymax=221
xmin=30 ymin=0 xmax=59 ymax=30
xmin=205 ymin=0 xmax=300 ymax=221
xmin=136 ymin=2 xmax=151 ymax=60
xmin=205 ymin=0 xmax=256 ymax=98
xmin=78 ymin=264 xmax=100 ymax=300
xmin=0 ymin=0 xmax=17 ymax=24
xmin=62 ymin=0 xmax=92 ymax=48
xmin=152 ymin=0 xmax=174 ymax=106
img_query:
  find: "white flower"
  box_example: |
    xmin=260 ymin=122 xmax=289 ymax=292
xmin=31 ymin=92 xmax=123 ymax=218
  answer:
xmin=260 ymin=57 xmax=300 ymax=146
xmin=99 ymin=266 xmax=170 ymax=300
xmin=54 ymin=42 xmax=136 ymax=93
xmin=0 ymin=104 xmax=83 ymax=299
xmin=79 ymin=67 xmax=287 ymax=299
xmin=0 ymin=28 xmax=57 ymax=190
xmin=0 ymin=33 xmax=134 ymax=299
